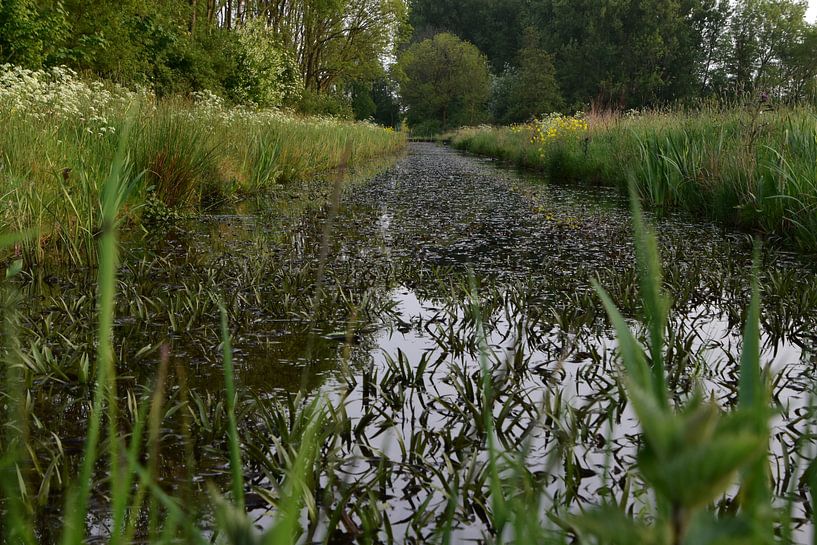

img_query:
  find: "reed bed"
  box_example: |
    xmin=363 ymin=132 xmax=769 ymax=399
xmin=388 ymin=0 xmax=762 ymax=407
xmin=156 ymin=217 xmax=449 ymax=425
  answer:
xmin=0 ymin=66 xmax=405 ymax=267
xmin=450 ymin=108 xmax=817 ymax=252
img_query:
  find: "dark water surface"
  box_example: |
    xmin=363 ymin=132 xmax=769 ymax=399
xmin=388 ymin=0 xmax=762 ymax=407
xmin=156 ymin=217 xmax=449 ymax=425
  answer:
xmin=20 ymin=143 xmax=817 ymax=542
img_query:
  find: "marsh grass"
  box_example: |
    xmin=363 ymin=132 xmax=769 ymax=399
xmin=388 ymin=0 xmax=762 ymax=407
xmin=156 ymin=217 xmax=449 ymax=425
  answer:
xmin=1 ymin=174 xmax=814 ymax=544
xmin=0 ymin=127 xmax=329 ymax=545
xmin=0 ymin=67 xmax=405 ymax=267
xmin=2 ymin=108 xmax=815 ymax=543
xmin=451 ymin=108 xmax=817 ymax=252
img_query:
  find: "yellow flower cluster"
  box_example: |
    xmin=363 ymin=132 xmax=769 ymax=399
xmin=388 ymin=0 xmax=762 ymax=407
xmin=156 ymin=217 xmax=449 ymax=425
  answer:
xmin=528 ymin=114 xmax=589 ymax=144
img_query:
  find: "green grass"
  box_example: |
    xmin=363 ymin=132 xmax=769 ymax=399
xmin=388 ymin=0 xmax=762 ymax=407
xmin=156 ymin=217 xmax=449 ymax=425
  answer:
xmin=0 ymin=75 xmax=405 ymax=268
xmin=1 ymin=126 xmax=327 ymax=544
xmin=0 ymin=70 xmax=810 ymax=543
xmin=451 ymin=107 xmax=817 ymax=252
xmin=0 ymin=145 xmax=808 ymax=543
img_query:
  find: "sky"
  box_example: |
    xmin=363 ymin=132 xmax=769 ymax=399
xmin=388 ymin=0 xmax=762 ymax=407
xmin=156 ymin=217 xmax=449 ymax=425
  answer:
xmin=810 ymin=1 xmax=817 ymax=22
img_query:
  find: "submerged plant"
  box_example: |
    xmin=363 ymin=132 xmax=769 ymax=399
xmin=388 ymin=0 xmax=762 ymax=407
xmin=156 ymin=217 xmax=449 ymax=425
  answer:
xmin=575 ymin=186 xmax=773 ymax=544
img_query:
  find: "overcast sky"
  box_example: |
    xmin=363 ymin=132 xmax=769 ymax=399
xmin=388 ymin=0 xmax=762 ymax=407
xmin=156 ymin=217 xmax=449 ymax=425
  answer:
xmin=809 ymin=1 xmax=817 ymax=21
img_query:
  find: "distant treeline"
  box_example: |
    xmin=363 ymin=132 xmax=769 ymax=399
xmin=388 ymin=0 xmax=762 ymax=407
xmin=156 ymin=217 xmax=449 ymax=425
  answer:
xmin=401 ymin=0 xmax=817 ymax=131
xmin=2 ymin=0 xmax=815 ymax=131
xmin=0 ymin=0 xmax=406 ymax=123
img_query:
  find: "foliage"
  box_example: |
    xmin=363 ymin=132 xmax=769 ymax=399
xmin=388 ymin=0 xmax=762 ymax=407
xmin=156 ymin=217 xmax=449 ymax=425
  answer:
xmin=451 ymin=106 xmax=817 ymax=252
xmin=719 ymin=0 xmax=813 ymax=97
xmin=0 ymin=141 xmax=804 ymax=543
xmin=0 ymin=65 xmax=406 ymax=266
xmin=491 ymin=29 xmax=563 ymax=124
xmin=408 ymin=0 xmax=526 ymax=70
xmin=408 ymin=0 xmax=817 ymax=111
xmin=295 ymin=88 xmax=354 ymax=118
xmin=230 ymin=18 xmax=302 ymax=107
xmin=369 ymin=76 xmax=402 ymax=127
xmin=0 ymin=0 xmax=407 ymax=118
xmin=396 ymin=33 xmax=491 ymax=131
xmin=0 ymin=0 xmax=54 ymax=66
xmin=577 ymin=191 xmax=773 ymax=545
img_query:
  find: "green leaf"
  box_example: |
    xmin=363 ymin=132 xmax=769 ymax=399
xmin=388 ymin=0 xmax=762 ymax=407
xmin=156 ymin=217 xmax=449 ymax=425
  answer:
xmin=683 ymin=511 xmax=757 ymax=545
xmin=569 ymin=504 xmax=661 ymax=545
xmin=593 ymin=280 xmax=676 ymax=457
xmin=628 ymin=182 xmax=670 ymax=409
xmin=735 ymin=251 xmax=772 ymax=536
xmin=738 ymin=260 xmax=763 ymax=416
xmin=639 ymin=430 xmax=765 ymax=510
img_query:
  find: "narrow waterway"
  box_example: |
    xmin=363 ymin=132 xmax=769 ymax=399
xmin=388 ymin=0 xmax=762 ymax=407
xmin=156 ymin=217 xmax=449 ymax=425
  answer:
xmin=22 ymin=143 xmax=817 ymax=542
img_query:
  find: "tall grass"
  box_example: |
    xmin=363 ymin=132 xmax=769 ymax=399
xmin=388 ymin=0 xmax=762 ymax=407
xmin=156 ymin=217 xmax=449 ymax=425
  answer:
xmin=0 ymin=126 xmax=327 ymax=544
xmin=451 ymin=107 xmax=817 ymax=252
xmin=0 ymin=66 xmax=405 ymax=267
xmin=0 ymin=142 xmax=808 ymax=543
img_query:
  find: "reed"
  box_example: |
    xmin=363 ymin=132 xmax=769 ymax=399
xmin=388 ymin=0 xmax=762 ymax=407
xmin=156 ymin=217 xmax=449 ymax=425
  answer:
xmin=451 ymin=107 xmax=817 ymax=252
xmin=0 ymin=65 xmax=405 ymax=267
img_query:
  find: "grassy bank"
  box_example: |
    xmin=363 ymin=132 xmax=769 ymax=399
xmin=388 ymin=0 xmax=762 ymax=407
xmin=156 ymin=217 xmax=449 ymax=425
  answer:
xmin=0 ymin=65 xmax=406 ymax=267
xmin=450 ymin=108 xmax=817 ymax=252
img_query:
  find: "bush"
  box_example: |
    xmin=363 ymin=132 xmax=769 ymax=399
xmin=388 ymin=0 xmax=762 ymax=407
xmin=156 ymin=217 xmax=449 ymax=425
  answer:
xmin=294 ymin=88 xmax=353 ymax=118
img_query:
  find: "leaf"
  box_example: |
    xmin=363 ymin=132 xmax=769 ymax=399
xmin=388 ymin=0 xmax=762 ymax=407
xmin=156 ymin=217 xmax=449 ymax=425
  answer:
xmin=569 ymin=505 xmax=661 ymax=545
xmin=683 ymin=511 xmax=757 ymax=545
xmin=735 ymin=251 xmax=772 ymax=536
xmin=639 ymin=431 xmax=766 ymax=510
xmin=628 ymin=182 xmax=670 ymax=409
xmin=738 ymin=257 xmax=763 ymax=417
xmin=593 ymin=281 xmax=676 ymax=457
xmin=262 ymin=399 xmax=326 ymax=545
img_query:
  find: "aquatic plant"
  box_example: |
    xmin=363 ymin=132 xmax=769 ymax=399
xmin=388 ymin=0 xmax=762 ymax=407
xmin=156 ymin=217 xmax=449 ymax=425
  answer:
xmin=3 ymin=136 xmax=817 ymax=544
xmin=451 ymin=107 xmax=817 ymax=253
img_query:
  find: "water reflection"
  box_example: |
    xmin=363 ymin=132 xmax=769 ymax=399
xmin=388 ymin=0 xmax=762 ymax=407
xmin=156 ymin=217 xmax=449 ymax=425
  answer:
xmin=16 ymin=143 xmax=817 ymax=541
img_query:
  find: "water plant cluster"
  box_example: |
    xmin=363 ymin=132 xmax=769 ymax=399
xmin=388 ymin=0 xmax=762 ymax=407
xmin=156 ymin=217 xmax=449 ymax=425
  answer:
xmin=4 ymin=141 xmax=817 ymax=544
xmin=0 ymin=64 xmax=405 ymax=267
xmin=450 ymin=107 xmax=817 ymax=253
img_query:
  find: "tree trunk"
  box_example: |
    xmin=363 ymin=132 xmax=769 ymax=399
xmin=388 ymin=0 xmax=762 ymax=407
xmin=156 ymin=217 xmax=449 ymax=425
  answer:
xmin=190 ymin=0 xmax=198 ymax=34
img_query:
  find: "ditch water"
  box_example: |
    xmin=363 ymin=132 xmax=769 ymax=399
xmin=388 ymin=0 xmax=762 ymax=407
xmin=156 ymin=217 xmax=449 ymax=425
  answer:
xmin=19 ymin=143 xmax=817 ymax=542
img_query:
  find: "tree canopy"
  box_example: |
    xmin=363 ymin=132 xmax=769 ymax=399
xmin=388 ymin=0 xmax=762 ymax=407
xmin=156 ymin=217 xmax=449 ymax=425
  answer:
xmin=0 ymin=0 xmax=408 ymax=113
xmin=491 ymin=29 xmax=563 ymax=124
xmin=406 ymin=0 xmax=817 ymax=114
xmin=2 ymin=0 xmax=816 ymax=128
xmin=396 ymin=33 xmax=491 ymax=133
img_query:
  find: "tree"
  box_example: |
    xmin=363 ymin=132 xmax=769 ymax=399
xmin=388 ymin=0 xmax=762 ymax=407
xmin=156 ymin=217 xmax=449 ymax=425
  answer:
xmin=252 ymin=0 xmax=408 ymax=92
xmin=491 ymin=29 xmax=563 ymax=123
xmin=408 ymin=0 xmax=526 ymax=71
xmin=351 ymin=81 xmax=377 ymax=120
xmin=526 ymin=0 xmax=729 ymax=108
xmin=0 ymin=0 xmax=68 ymax=67
xmin=370 ymin=76 xmax=401 ymax=127
xmin=351 ymin=75 xmax=401 ymax=126
xmin=396 ymin=33 xmax=491 ymax=132
xmin=722 ymin=0 xmax=810 ymax=96
xmin=780 ymin=23 xmax=817 ymax=101
xmin=231 ymin=17 xmax=302 ymax=106
xmin=688 ymin=0 xmax=732 ymax=95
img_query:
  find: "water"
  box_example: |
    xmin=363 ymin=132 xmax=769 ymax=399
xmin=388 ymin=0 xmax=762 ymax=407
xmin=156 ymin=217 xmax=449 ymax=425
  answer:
xmin=15 ymin=143 xmax=817 ymax=542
